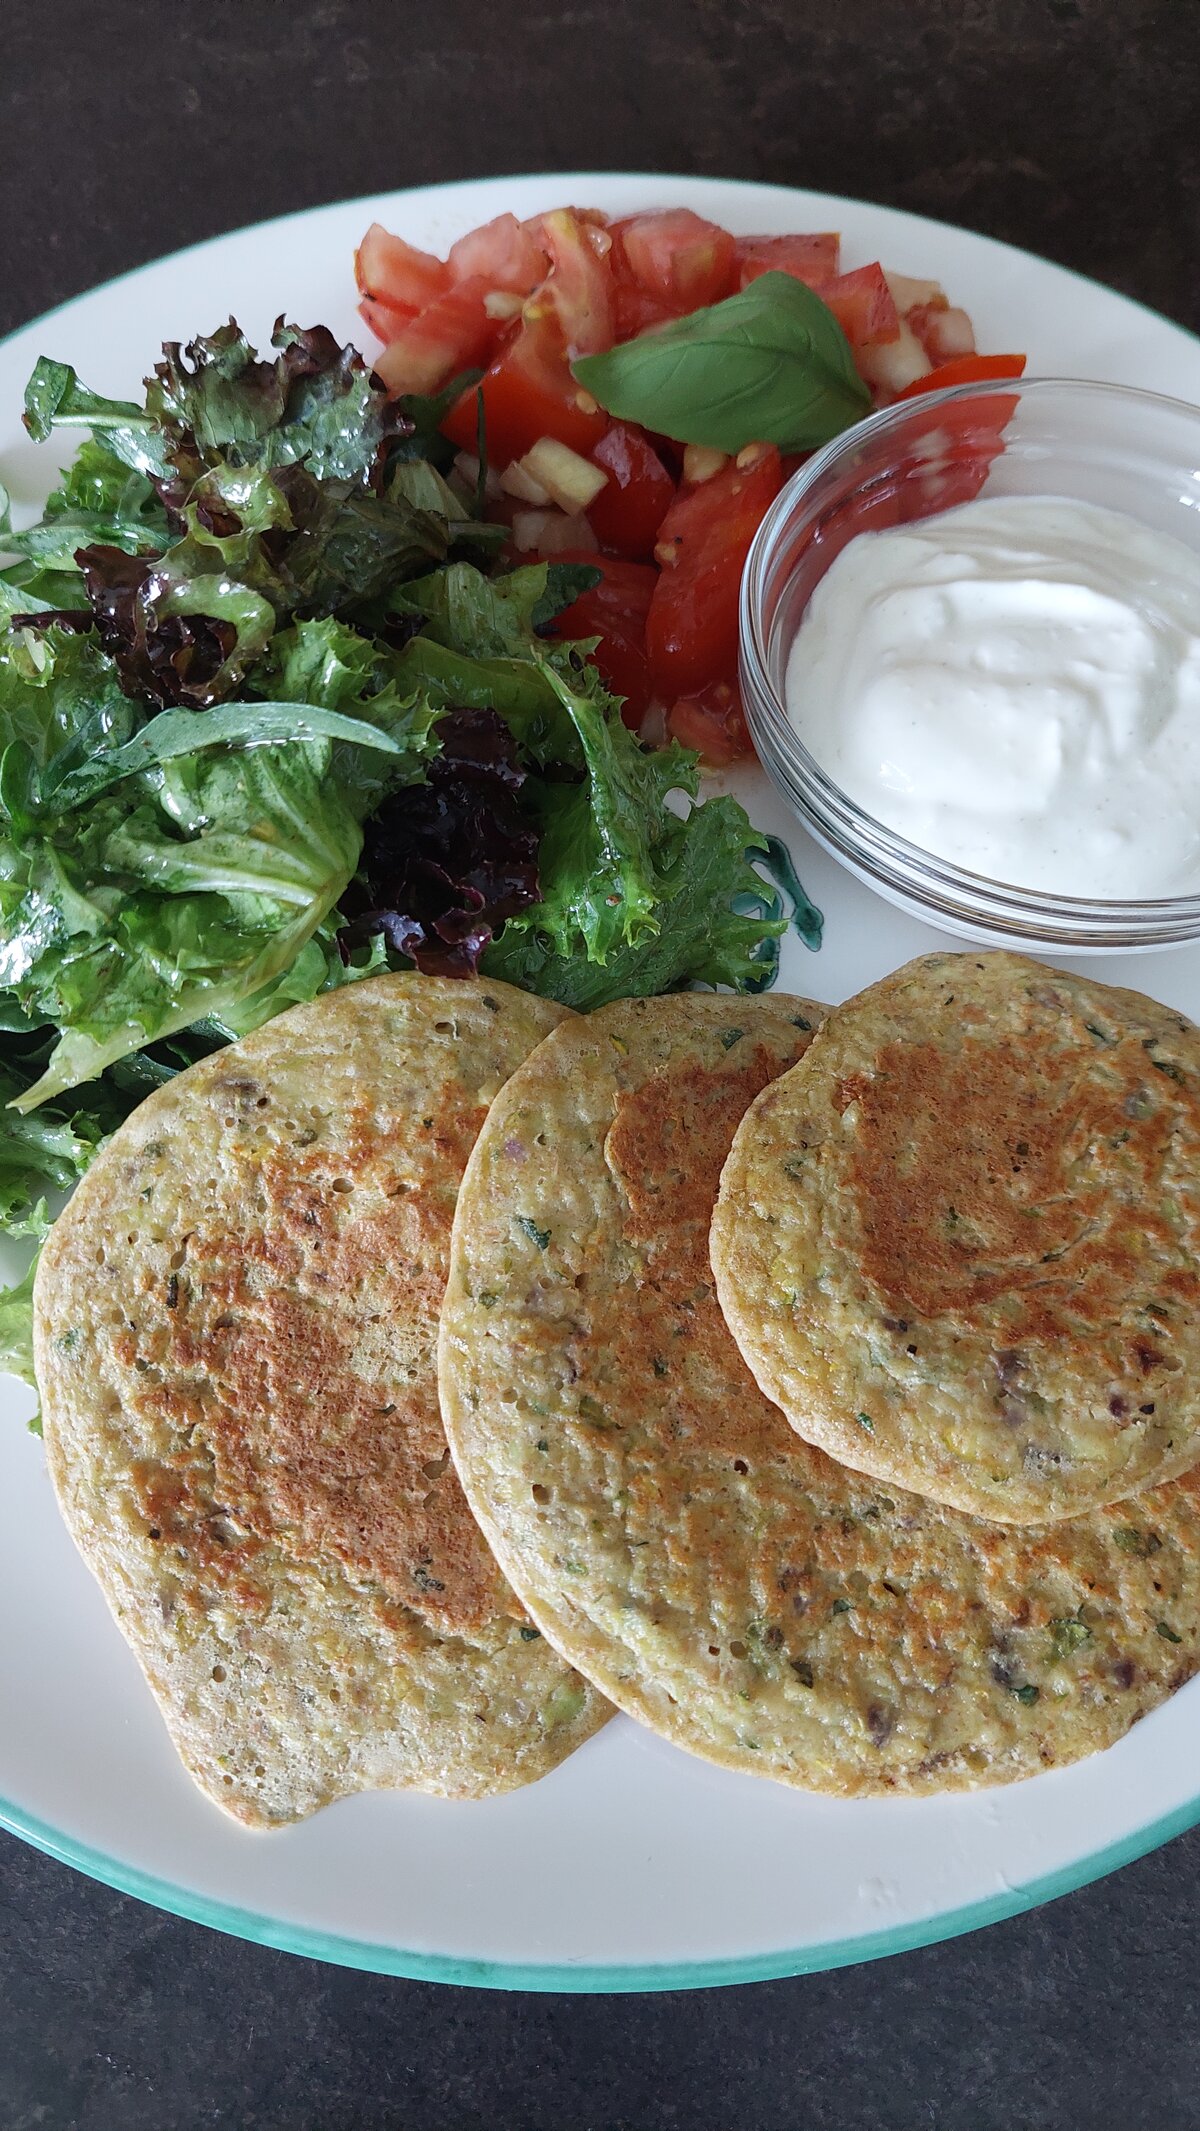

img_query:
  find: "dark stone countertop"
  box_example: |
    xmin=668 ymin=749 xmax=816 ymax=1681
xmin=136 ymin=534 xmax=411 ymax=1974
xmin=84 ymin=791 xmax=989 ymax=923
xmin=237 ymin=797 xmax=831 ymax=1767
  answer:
xmin=2 ymin=3 xmax=1198 ymax=2125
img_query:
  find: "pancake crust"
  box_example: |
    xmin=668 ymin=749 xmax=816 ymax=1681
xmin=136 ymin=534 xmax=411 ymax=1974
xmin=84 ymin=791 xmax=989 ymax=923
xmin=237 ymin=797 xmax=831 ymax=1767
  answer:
xmin=35 ymin=975 xmax=608 ymax=1826
xmin=439 ymin=993 xmax=1200 ymax=1797
xmin=714 ymin=951 xmax=1200 ymax=1524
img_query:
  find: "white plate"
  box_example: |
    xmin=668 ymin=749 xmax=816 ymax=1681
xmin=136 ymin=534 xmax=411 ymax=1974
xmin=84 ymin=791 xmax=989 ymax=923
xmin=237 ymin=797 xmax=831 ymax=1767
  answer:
xmin=4 ymin=173 xmax=1200 ymax=1993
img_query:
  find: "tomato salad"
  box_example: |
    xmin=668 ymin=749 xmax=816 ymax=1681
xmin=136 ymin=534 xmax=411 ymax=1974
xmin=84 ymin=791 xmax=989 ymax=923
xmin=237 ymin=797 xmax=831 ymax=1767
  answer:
xmin=356 ymin=206 xmax=1024 ymax=766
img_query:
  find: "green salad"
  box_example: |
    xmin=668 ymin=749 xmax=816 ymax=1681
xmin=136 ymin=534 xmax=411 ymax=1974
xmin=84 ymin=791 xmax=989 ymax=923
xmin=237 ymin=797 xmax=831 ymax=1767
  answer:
xmin=0 ymin=317 xmax=809 ymax=1387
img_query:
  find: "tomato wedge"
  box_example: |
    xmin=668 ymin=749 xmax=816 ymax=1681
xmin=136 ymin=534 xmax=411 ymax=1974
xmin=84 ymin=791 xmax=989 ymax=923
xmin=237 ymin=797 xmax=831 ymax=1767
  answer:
xmin=546 ymin=550 xmax=657 ymax=727
xmin=646 ymin=446 xmax=783 ymax=701
xmin=609 ymin=276 xmax=684 ymax=342
xmin=355 ymin=223 xmax=450 ymax=319
xmin=667 ymin=680 xmax=752 ymax=767
xmin=448 ymin=212 xmax=548 ymax=295
xmin=614 ymin=210 xmax=737 ymax=314
xmin=814 ymin=264 xmax=900 ymax=349
xmin=537 ymin=211 xmax=615 ymax=356
xmin=359 ymin=294 xmax=415 ymax=346
xmin=586 ymin=422 xmax=676 ymax=560
xmin=888 ymin=382 xmax=1025 ymax=519
xmin=441 ymin=310 xmax=608 ymax=467
xmin=371 ymin=277 xmax=496 ymax=396
xmin=894 ymin=353 xmax=1027 ymax=399
xmin=735 ymin=232 xmax=840 ymax=290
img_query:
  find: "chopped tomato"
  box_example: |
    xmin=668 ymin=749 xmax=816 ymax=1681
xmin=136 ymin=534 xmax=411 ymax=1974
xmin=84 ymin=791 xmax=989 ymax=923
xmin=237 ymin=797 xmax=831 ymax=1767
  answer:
xmin=536 ymin=210 xmax=615 ymax=356
xmin=667 ymin=681 xmax=752 ymax=766
xmin=441 ymin=309 xmax=608 ymax=466
xmin=646 ymin=446 xmax=783 ymax=700
xmin=448 ymin=212 xmax=548 ymax=295
xmin=371 ymin=277 xmax=496 ymax=396
xmin=359 ymin=293 xmax=415 ymax=345
xmin=586 ymin=423 xmax=676 ymax=559
xmin=735 ymin=232 xmax=840 ymax=290
xmin=894 ymin=353 xmax=1026 ymax=398
xmin=360 ymin=203 xmax=1002 ymax=761
xmin=525 ymin=206 xmax=611 ymax=238
xmin=888 ymin=388 xmax=1024 ymax=519
xmin=549 ymin=551 xmax=656 ymax=620
xmin=806 ymin=476 xmax=909 ymax=578
xmin=610 ymin=276 xmax=684 ymax=342
xmin=815 ymin=264 xmax=901 ymax=349
xmin=546 ymin=550 xmax=657 ymax=726
xmin=652 ymin=445 xmax=781 ymax=572
xmin=355 ymin=223 xmax=451 ymax=320
xmin=613 ymin=210 xmax=737 ymax=313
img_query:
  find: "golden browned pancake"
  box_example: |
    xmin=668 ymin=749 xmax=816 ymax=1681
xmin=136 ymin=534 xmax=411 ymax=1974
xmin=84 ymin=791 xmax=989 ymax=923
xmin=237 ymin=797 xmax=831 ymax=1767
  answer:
xmin=714 ymin=951 xmax=1200 ymax=1523
xmin=439 ymin=991 xmax=1200 ymax=1796
xmin=35 ymin=974 xmax=608 ymax=1825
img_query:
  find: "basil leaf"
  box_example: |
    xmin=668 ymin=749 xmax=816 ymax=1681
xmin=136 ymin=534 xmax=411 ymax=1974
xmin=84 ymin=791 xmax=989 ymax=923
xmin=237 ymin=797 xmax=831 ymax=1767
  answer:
xmin=573 ymin=273 xmax=871 ymax=452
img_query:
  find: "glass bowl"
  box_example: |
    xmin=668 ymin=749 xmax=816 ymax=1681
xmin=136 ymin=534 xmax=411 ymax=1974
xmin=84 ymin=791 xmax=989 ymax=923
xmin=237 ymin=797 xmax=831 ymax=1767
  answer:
xmin=739 ymin=376 xmax=1200 ymax=953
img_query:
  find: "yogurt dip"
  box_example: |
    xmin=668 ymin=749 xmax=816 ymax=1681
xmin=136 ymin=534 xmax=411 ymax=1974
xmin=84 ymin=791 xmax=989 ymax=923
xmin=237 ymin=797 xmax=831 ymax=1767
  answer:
xmin=783 ymin=494 xmax=1200 ymax=897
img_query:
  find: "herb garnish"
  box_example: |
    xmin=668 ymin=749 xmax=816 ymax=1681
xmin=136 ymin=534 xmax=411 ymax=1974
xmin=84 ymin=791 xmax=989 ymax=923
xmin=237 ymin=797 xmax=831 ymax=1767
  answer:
xmin=573 ymin=274 xmax=871 ymax=453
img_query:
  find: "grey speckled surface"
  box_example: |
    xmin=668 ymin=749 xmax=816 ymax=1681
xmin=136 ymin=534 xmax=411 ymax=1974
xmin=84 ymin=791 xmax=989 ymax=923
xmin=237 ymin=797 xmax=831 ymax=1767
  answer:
xmin=2 ymin=1 xmax=1200 ymax=2125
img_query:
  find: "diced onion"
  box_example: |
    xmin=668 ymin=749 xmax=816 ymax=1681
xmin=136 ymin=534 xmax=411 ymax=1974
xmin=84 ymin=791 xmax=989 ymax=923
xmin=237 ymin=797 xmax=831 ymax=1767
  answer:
xmin=522 ymin=436 xmax=609 ymax=513
xmin=683 ymin=445 xmax=729 ymax=484
xmin=511 ymin=508 xmax=594 ymax=554
xmin=500 ymin=459 xmax=553 ymax=505
xmin=884 ymin=270 xmax=946 ymax=313
xmin=484 ymin=289 xmax=525 ymax=321
xmin=856 ymin=321 xmax=933 ymax=396
xmin=922 ymin=305 xmax=976 ymax=361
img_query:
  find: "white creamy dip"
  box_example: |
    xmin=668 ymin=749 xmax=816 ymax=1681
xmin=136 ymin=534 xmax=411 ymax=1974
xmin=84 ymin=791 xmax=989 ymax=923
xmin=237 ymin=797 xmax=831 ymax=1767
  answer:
xmin=783 ymin=494 xmax=1200 ymax=897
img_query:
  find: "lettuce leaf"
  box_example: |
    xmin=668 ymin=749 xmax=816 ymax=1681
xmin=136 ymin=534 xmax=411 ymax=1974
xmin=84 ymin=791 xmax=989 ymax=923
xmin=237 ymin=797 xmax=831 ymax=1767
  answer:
xmin=0 ymin=618 xmax=438 ymax=1109
xmin=9 ymin=326 xmax=497 ymax=709
xmin=338 ymin=707 xmax=540 ymax=976
xmin=2 ymin=438 xmax=170 ymax=589
xmin=0 ymin=1049 xmax=118 ymax=1233
xmin=0 ymin=1252 xmax=40 ymax=1403
xmin=483 ymin=660 xmax=785 ymax=1005
xmin=350 ymin=571 xmax=788 ymax=1005
xmin=22 ymin=320 xmax=413 ymax=493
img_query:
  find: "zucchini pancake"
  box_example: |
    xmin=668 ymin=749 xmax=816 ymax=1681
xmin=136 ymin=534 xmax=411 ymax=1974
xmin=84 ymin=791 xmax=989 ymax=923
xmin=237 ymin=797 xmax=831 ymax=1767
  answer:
xmin=439 ymin=992 xmax=1200 ymax=1796
xmin=34 ymin=975 xmax=608 ymax=1826
xmin=714 ymin=952 xmax=1200 ymax=1524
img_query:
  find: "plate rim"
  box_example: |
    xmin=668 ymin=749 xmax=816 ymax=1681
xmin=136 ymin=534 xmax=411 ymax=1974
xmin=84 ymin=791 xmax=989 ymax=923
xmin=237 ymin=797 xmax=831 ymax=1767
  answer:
xmin=4 ymin=169 xmax=1200 ymax=1993
xmin=6 ymin=1781 xmax=1200 ymax=1992
xmin=5 ymin=167 xmax=1199 ymax=367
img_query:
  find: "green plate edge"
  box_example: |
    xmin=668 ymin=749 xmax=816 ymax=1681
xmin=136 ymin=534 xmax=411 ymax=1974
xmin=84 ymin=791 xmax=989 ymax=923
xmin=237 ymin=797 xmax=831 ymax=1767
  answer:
xmin=5 ymin=1781 xmax=1200 ymax=1991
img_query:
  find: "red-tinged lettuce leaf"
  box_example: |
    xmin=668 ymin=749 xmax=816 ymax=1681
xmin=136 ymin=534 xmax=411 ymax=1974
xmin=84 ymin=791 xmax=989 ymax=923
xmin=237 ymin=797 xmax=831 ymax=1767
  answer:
xmin=75 ymin=545 xmax=251 ymax=710
xmin=146 ymin=319 xmax=416 ymax=504
xmin=337 ymin=707 xmax=541 ymax=977
xmin=9 ymin=325 xmax=505 ymax=712
xmin=68 ymin=466 xmax=455 ymax=711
